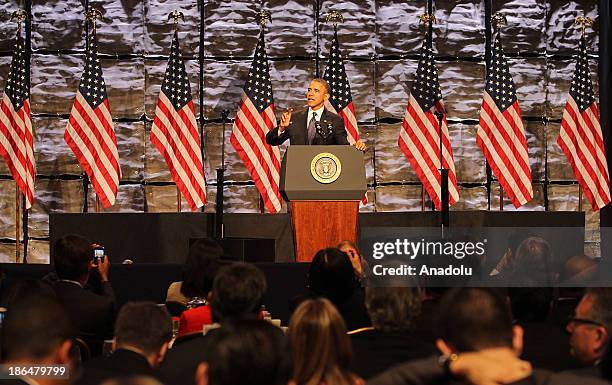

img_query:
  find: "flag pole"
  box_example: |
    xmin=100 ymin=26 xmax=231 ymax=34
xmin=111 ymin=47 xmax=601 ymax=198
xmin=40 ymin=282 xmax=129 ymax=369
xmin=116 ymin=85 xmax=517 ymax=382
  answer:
xmin=15 ymin=187 xmax=21 ymax=263
xmin=88 ymin=8 xmax=103 ymax=214
xmin=419 ymin=11 xmax=449 ymax=230
xmin=421 ymin=187 xmax=426 ymax=211
xmin=216 ymin=109 xmax=229 ymax=239
xmin=171 ymin=10 xmax=183 ymax=213
xmin=574 ymin=15 xmax=591 ymax=214
xmin=11 ymin=10 xmax=26 ymax=263
xmin=168 ymin=10 xmax=186 ymax=213
xmin=256 ymin=8 xmax=272 ymax=215
xmin=417 ymin=12 xmax=434 ymax=213
xmin=492 ymin=13 xmax=507 ymax=212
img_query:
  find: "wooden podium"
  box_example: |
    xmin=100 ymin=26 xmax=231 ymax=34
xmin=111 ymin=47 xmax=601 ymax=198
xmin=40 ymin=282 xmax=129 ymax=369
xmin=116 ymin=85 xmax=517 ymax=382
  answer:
xmin=280 ymin=146 xmax=367 ymax=262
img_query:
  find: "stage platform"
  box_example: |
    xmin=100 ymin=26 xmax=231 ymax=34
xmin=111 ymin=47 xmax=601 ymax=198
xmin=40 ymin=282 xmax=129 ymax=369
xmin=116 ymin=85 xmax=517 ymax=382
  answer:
xmin=50 ymin=211 xmax=585 ymax=263
xmin=2 ymin=210 xmax=588 ymax=322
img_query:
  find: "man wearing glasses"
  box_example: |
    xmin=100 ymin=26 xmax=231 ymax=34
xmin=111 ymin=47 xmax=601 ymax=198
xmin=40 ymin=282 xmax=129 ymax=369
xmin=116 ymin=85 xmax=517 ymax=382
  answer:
xmin=567 ymin=288 xmax=612 ymax=372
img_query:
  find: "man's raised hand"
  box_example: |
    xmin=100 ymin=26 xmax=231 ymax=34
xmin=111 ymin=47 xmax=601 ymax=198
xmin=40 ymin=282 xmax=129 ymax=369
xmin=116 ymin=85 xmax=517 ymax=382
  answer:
xmin=279 ymin=109 xmax=293 ymax=132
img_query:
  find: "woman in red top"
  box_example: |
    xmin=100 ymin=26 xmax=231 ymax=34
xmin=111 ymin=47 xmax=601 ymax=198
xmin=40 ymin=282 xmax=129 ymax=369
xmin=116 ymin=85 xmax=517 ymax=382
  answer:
xmin=166 ymin=239 xmax=225 ymax=336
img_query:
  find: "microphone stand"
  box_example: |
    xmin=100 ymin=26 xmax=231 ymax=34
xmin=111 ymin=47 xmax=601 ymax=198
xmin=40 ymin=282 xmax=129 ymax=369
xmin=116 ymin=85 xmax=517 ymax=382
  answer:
xmin=434 ymin=111 xmax=449 ymax=238
xmin=215 ymin=110 xmax=229 ymax=240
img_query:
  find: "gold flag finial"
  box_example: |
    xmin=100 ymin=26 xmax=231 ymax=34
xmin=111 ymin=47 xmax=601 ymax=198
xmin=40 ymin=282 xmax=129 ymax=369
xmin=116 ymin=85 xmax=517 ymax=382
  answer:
xmin=11 ymin=10 xmax=27 ymax=33
xmin=325 ymin=10 xmax=344 ymax=26
xmin=492 ymin=12 xmax=507 ymax=31
xmin=419 ymin=13 xmax=436 ymax=26
xmin=255 ymin=9 xmax=272 ymax=27
xmin=87 ymin=8 xmax=103 ymax=35
xmin=168 ymin=9 xmax=185 ymax=29
xmin=575 ymin=15 xmax=593 ymax=37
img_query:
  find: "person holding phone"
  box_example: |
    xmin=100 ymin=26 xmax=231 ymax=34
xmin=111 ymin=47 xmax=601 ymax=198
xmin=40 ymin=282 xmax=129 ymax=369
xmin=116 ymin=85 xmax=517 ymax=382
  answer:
xmin=51 ymin=234 xmax=116 ymax=357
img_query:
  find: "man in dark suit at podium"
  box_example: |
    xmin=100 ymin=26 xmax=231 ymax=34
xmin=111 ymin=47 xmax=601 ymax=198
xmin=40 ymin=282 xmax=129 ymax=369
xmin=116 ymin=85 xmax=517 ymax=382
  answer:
xmin=266 ymin=78 xmax=367 ymax=151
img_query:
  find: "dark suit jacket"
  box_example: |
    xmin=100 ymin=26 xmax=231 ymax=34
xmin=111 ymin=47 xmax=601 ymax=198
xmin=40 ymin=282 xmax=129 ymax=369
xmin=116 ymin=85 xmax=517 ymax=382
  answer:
xmin=53 ymin=280 xmax=115 ymax=356
xmin=75 ymin=349 xmax=160 ymax=385
xmin=159 ymin=333 xmax=214 ymax=385
xmin=366 ymin=356 xmax=611 ymax=385
xmin=266 ymin=109 xmax=349 ymax=146
xmin=520 ymin=321 xmax=580 ymax=372
xmin=350 ymin=329 xmax=437 ymax=379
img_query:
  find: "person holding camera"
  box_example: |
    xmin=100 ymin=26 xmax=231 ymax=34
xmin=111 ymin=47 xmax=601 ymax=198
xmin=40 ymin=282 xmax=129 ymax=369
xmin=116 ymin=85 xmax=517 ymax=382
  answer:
xmin=52 ymin=234 xmax=116 ymax=357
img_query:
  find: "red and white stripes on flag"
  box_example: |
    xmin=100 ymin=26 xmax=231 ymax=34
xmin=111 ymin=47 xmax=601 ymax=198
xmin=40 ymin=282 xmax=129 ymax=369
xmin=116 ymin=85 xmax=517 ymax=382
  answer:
xmin=151 ymin=32 xmax=206 ymax=211
xmin=477 ymin=36 xmax=533 ymax=208
xmin=557 ymin=37 xmax=610 ymax=211
xmin=230 ymin=31 xmax=282 ymax=213
xmin=399 ymin=42 xmax=459 ymax=210
xmin=0 ymin=30 xmax=35 ymax=209
xmin=323 ymin=29 xmax=367 ymax=205
xmin=65 ymin=37 xmax=120 ymax=208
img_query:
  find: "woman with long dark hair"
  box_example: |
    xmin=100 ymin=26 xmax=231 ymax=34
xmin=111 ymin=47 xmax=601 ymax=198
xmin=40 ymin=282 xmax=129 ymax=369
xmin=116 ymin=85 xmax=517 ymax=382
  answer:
xmin=288 ymin=298 xmax=364 ymax=385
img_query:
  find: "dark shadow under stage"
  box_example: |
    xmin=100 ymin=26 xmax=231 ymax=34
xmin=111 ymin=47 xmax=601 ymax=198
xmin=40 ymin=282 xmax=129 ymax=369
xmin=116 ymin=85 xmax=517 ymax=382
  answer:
xmin=3 ymin=211 xmax=587 ymax=323
xmin=0 ymin=262 xmax=309 ymax=324
xmin=49 ymin=211 xmax=585 ymax=264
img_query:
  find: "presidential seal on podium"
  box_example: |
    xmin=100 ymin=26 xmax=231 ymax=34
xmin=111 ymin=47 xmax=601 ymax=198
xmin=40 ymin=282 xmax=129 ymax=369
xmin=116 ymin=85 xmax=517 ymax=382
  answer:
xmin=310 ymin=152 xmax=342 ymax=184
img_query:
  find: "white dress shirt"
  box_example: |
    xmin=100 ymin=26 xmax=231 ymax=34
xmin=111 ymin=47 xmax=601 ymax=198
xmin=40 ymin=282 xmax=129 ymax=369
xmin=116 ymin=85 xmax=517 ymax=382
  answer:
xmin=307 ymin=106 xmax=325 ymax=128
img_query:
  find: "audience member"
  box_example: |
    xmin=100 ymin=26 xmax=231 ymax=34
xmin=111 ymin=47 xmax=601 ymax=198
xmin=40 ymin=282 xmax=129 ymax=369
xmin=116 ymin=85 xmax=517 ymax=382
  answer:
xmin=350 ymin=287 xmax=436 ymax=379
xmin=368 ymin=288 xmax=608 ymax=385
xmin=1 ymin=294 xmax=75 ymax=385
xmin=306 ymin=248 xmax=370 ymax=330
xmin=410 ymin=288 xmax=444 ymax=346
xmin=166 ymin=239 xmax=225 ymax=336
xmin=512 ymin=237 xmax=558 ymax=286
xmin=160 ymin=262 xmax=267 ymax=385
xmin=561 ymin=255 xmax=599 ymax=285
xmin=566 ymin=288 xmax=612 ymax=376
xmin=337 ymin=240 xmax=368 ymax=281
xmin=209 ymin=262 xmax=267 ymax=322
xmin=509 ymin=287 xmax=578 ymax=371
xmin=195 ymin=319 xmax=291 ymax=385
xmin=489 ymin=230 xmax=533 ymax=277
xmin=52 ymin=234 xmax=116 ymax=356
xmin=434 ymin=288 xmax=524 ymax=369
xmin=75 ymin=302 xmax=172 ymax=385
xmin=289 ymin=298 xmax=364 ymax=385
xmin=166 ymin=238 xmax=224 ymax=307
xmin=1 ymin=278 xmax=57 ymax=308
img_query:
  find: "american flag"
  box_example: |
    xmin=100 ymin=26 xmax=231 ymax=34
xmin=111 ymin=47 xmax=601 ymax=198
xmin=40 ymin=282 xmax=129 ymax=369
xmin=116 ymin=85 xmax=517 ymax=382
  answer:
xmin=230 ymin=30 xmax=282 ymax=213
xmin=150 ymin=31 xmax=206 ymax=211
xmin=398 ymin=40 xmax=459 ymax=210
xmin=323 ymin=30 xmax=367 ymax=205
xmin=557 ymin=36 xmax=610 ymax=211
xmin=323 ymin=30 xmax=361 ymax=145
xmin=477 ymin=36 xmax=533 ymax=208
xmin=0 ymin=28 xmax=35 ymax=209
xmin=65 ymin=34 xmax=120 ymax=208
